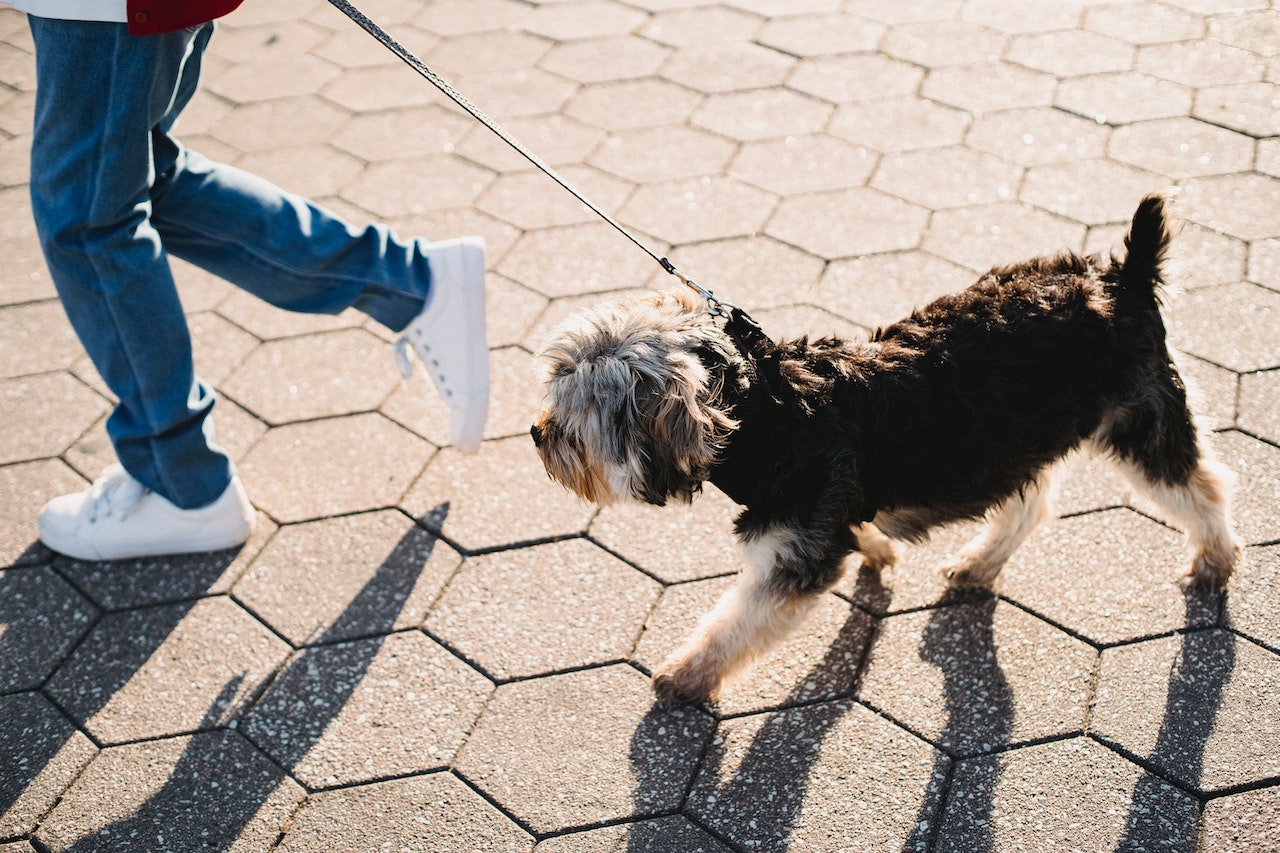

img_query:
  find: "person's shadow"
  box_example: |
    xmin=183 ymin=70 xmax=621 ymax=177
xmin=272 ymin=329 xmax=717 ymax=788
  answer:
xmin=49 ymin=512 xmax=445 ymax=851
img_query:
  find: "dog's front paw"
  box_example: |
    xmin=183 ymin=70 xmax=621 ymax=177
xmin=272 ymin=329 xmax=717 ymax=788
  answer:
xmin=1187 ymin=544 xmax=1241 ymax=590
xmin=940 ymin=557 xmax=1002 ymax=589
xmin=859 ymin=541 xmax=898 ymax=573
xmin=651 ymin=654 xmax=721 ymax=705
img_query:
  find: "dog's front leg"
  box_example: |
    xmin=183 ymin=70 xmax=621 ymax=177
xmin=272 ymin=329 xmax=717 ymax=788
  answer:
xmin=652 ymin=523 xmax=848 ymax=704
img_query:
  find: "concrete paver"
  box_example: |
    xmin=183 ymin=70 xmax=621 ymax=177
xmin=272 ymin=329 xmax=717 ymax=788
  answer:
xmin=3 ymin=0 xmax=1279 ymax=849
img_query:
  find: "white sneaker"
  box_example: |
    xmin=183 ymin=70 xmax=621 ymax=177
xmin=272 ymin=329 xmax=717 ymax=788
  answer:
xmin=393 ymin=237 xmax=490 ymax=454
xmin=37 ymin=465 xmax=255 ymax=561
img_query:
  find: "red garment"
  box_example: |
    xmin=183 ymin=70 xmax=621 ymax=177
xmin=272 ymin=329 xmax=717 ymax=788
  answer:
xmin=126 ymin=0 xmax=245 ymax=34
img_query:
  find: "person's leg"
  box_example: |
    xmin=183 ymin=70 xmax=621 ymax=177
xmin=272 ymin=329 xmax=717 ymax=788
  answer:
xmin=28 ymin=17 xmax=232 ymax=509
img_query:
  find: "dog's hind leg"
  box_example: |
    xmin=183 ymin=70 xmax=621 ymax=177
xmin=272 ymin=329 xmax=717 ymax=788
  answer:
xmin=1095 ymin=437 xmax=1240 ymax=588
xmin=941 ymin=467 xmax=1057 ymax=588
xmin=651 ymin=524 xmax=846 ymax=704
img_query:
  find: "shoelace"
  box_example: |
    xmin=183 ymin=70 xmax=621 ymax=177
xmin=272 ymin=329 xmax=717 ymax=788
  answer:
xmin=85 ymin=467 xmax=147 ymax=524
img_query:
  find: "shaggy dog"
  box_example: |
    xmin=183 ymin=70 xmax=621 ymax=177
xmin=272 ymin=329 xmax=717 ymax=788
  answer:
xmin=531 ymin=194 xmax=1240 ymax=704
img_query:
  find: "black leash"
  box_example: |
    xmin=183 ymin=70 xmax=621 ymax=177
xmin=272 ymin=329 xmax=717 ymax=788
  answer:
xmin=325 ymin=0 xmax=736 ymax=317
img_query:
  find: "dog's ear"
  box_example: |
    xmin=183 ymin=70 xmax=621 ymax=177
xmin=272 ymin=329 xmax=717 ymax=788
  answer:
xmin=632 ymin=350 xmax=736 ymax=505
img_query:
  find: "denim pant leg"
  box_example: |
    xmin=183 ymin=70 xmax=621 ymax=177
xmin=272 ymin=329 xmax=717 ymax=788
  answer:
xmin=29 ymin=18 xmax=233 ymax=509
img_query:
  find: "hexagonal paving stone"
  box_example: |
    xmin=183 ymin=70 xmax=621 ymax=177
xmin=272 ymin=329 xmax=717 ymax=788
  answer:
xmin=340 ymin=154 xmax=493 ymax=219
xmin=691 ymin=88 xmax=832 ymax=142
xmin=212 ymin=289 xmax=365 ymax=341
xmin=590 ymin=484 xmax=741 ymax=583
xmin=457 ymin=113 xmax=605 ymax=174
xmin=965 ymin=107 xmax=1110 ymax=167
xmin=0 ymin=566 xmax=96 ymax=692
xmin=1108 ymin=116 xmax=1255 ymax=181
xmin=402 ymin=435 xmax=596 ymax=551
xmin=414 ymin=0 xmax=531 ymax=37
xmin=589 ymin=125 xmax=734 ymax=184
xmin=244 ymin=631 xmax=491 ymax=789
xmin=828 ymin=96 xmax=970 ymax=153
xmin=1054 ymin=71 xmax=1193 ymax=125
xmin=238 ymin=412 xmax=435 ymax=524
xmin=1200 ymin=785 xmax=1280 ymax=853
xmin=427 ymin=538 xmax=660 ymax=680
xmin=873 ymin=146 xmax=1022 ymax=211
xmin=920 ymin=62 xmax=1057 ymax=113
xmin=1182 ymin=173 xmax=1280 ymax=243
xmin=1083 ymin=2 xmax=1204 ymax=45
xmin=476 ymin=165 xmax=632 ymax=231
xmin=767 ymin=187 xmax=929 ymax=260
xmin=634 ymin=580 xmax=874 ymax=715
xmin=330 ymin=104 xmax=474 ymax=163
xmin=660 ymin=42 xmax=795 ymax=94
xmin=786 ymin=53 xmax=924 ymax=104
xmin=934 ymin=737 xmax=1199 ymax=852
xmin=520 ymin=1 xmax=645 ymax=41
xmin=1093 ymin=629 xmax=1280 ymax=792
xmin=0 ymin=300 xmax=83 ymax=378
xmin=425 ymin=29 xmax=551 ymax=76
xmin=455 ymin=67 xmax=580 ymax=120
xmin=35 ymin=730 xmax=305 ymax=853
xmin=1240 ymin=370 xmax=1280 ymax=445
xmin=1007 ymin=30 xmax=1136 ymax=78
xmin=277 ymin=772 xmax=534 ymax=852
xmin=211 ymin=96 xmax=351 ymax=154
xmin=999 ymin=508 xmax=1219 ymax=646
xmin=881 ymin=19 xmax=1007 ymax=66
xmin=731 ymin=134 xmax=875 ymax=197
xmin=688 ymin=700 xmax=948 ymax=852
xmin=845 ymin=0 xmax=962 ymax=25
xmin=208 ymin=54 xmax=343 ymax=104
xmin=1168 ymin=281 xmax=1280 ymax=373
xmin=498 ymin=222 xmax=668 ymax=298
xmin=661 ymin=236 xmax=825 ymax=312
xmin=539 ymin=35 xmax=671 ymax=84
xmin=640 ymin=7 xmax=763 ymax=48
xmin=0 ymin=692 xmax=96 ymax=838
xmin=922 ymin=202 xmax=1085 ymax=273
xmin=859 ymin=599 xmax=1095 ymax=756
xmin=45 ymin=597 xmax=289 ymax=744
xmin=536 ymin=815 xmax=732 ymax=852
xmin=222 ymin=327 xmax=398 ymax=425
xmin=455 ymin=665 xmax=714 ymax=834
xmin=961 ymin=0 xmax=1086 ymax=34
xmin=1136 ymin=39 xmax=1265 ymax=88
xmin=620 ymin=176 xmax=777 ymax=246
xmin=55 ymin=515 xmax=274 ymax=610
xmin=1195 ymin=81 xmax=1280 ymax=138
xmin=756 ymin=12 xmax=884 ymax=56
xmin=1021 ymin=160 xmax=1166 ymax=226
xmin=564 ymin=78 xmax=704 ymax=131
xmin=0 ymin=373 xmax=105 ymax=466
xmin=320 ymin=63 xmax=449 ymax=113
xmin=0 ymin=459 xmax=86 ymax=568
xmin=1208 ymin=7 xmax=1280 ymax=55
xmin=813 ymin=250 xmax=973 ymax=329
xmin=1213 ymin=430 xmax=1280 ymax=550
xmin=1159 ymin=222 xmax=1248 ymax=291
xmin=235 ymin=510 xmax=459 ymax=646
xmin=1224 ymin=545 xmax=1280 ymax=653
xmin=1251 ymin=236 xmax=1280 ymax=288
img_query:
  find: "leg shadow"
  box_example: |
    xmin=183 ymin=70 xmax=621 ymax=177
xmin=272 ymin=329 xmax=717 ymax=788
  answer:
xmin=45 ymin=515 xmax=443 ymax=850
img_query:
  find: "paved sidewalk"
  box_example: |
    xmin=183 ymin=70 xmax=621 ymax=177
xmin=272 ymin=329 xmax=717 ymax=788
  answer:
xmin=3 ymin=0 xmax=1279 ymax=850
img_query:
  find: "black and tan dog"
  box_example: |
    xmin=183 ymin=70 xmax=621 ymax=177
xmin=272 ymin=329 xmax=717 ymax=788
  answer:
xmin=531 ymin=194 xmax=1240 ymax=704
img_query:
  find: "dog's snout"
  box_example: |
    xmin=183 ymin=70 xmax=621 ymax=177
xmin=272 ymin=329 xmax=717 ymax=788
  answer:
xmin=530 ymin=423 xmax=544 ymax=447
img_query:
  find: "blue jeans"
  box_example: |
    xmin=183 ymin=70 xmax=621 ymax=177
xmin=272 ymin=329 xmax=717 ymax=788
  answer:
xmin=28 ymin=17 xmax=433 ymax=508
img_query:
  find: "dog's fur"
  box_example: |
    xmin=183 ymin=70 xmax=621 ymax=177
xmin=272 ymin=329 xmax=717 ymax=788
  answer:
xmin=531 ymin=194 xmax=1240 ymax=704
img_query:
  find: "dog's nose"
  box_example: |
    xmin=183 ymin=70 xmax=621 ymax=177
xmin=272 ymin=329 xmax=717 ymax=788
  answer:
xmin=530 ymin=424 xmax=544 ymax=447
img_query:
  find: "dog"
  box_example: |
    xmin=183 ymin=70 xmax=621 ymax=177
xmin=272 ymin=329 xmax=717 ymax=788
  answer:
xmin=531 ymin=194 xmax=1241 ymax=704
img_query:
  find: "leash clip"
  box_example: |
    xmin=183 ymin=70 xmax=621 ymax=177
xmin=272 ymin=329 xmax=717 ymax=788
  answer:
xmin=661 ymin=258 xmax=736 ymax=318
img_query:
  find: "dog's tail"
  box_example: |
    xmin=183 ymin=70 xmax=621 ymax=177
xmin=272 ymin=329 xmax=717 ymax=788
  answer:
xmin=1117 ymin=193 xmax=1175 ymax=301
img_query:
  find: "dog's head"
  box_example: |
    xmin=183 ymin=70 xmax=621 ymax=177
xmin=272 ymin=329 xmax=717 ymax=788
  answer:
xmin=531 ymin=290 xmax=738 ymax=506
